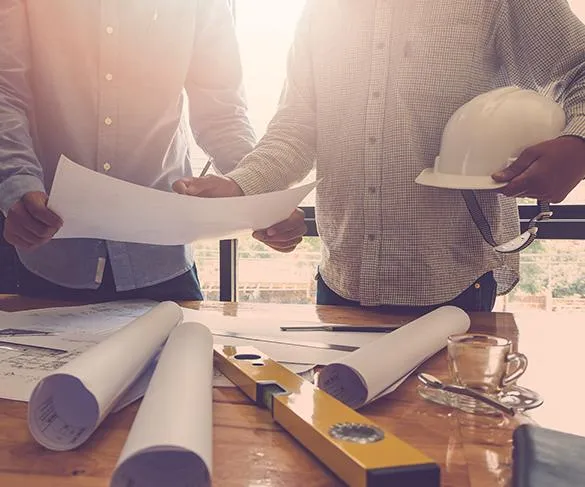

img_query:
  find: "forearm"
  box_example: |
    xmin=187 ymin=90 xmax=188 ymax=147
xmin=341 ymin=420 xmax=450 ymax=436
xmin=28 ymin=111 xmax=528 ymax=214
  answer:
xmin=186 ymin=0 xmax=256 ymax=174
xmin=188 ymin=90 xmax=256 ymax=174
xmin=0 ymin=166 xmax=45 ymax=216
xmin=497 ymin=0 xmax=585 ymax=137
xmin=228 ymin=109 xmax=316 ymax=195
xmin=226 ymin=0 xmax=317 ymax=195
xmin=558 ymin=66 xmax=585 ymax=139
xmin=0 ymin=111 xmax=45 ymax=214
xmin=0 ymin=0 xmax=45 ymax=214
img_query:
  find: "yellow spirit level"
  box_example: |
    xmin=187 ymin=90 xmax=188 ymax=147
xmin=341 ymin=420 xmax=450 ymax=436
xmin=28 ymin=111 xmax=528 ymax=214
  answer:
xmin=214 ymin=345 xmax=440 ymax=487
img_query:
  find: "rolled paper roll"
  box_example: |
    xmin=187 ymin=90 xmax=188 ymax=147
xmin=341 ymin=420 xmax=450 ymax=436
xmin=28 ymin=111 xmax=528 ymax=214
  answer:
xmin=111 ymin=322 xmax=213 ymax=487
xmin=28 ymin=301 xmax=182 ymax=450
xmin=317 ymin=306 xmax=471 ymax=408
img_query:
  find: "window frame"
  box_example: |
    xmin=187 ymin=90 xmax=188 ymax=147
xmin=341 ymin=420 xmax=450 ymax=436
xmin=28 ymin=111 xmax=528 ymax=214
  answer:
xmin=218 ymin=204 xmax=585 ymax=301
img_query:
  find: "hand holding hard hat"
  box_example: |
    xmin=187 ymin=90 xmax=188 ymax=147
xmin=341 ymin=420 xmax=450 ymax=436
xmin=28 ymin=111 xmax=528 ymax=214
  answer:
xmin=493 ymin=134 xmax=585 ymax=203
xmin=415 ymin=87 xmax=585 ymax=253
xmin=416 ymin=86 xmax=567 ymax=192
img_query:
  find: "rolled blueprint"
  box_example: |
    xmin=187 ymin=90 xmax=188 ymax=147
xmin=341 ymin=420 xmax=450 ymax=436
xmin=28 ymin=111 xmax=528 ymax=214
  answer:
xmin=111 ymin=322 xmax=213 ymax=487
xmin=28 ymin=301 xmax=182 ymax=450
xmin=317 ymin=306 xmax=470 ymax=408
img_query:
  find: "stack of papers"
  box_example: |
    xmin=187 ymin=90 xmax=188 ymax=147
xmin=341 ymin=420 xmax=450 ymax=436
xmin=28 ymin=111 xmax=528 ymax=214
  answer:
xmin=0 ymin=301 xmax=387 ymax=404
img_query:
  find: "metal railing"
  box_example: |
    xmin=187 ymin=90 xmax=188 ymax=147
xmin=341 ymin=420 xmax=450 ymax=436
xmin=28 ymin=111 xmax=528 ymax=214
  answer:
xmin=217 ymin=204 xmax=585 ymax=301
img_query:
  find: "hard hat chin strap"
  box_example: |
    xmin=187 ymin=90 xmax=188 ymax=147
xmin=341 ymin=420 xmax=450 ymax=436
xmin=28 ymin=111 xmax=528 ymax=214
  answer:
xmin=461 ymin=190 xmax=552 ymax=254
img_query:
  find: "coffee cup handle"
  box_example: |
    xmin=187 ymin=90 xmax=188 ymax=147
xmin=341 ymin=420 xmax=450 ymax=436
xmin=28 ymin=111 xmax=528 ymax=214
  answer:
xmin=502 ymin=352 xmax=528 ymax=386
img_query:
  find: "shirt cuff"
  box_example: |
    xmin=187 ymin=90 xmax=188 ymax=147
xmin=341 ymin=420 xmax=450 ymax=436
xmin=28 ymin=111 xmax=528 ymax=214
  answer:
xmin=0 ymin=174 xmax=45 ymax=215
xmin=562 ymin=115 xmax=585 ymax=140
xmin=227 ymin=165 xmax=285 ymax=196
xmin=208 ymin=138 xmax=255 ymax=175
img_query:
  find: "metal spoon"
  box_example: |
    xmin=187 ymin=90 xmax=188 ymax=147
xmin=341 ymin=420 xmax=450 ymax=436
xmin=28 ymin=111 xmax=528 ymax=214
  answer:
xmin=417 ymin=373 xmax=515 ymax=416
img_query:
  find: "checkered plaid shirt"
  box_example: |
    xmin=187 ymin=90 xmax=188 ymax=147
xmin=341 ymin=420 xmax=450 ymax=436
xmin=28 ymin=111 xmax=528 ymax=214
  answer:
xmin=229 ymin=0 xmax=585 ymax=306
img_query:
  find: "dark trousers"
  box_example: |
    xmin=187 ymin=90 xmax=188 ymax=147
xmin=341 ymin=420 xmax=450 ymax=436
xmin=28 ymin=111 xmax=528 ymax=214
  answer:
xmin=0 ymin=225 xmax=202 ymax=303
xmin=0 ymin=214 xmax=18 ymax=293
xmin=316 ymin=271 xmax=497 ymax=312
xmin=12 ymin=258 xmax=204 ymax=301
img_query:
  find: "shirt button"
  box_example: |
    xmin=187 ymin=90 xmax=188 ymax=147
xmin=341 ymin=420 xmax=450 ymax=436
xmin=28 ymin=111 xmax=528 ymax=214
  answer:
xmin=372 ymin=91 xmax=381 ymax=99
xmin=103 ymin=162 xmax=112 ymax=172
xmin=105 ymin=73 xmax=113 ymax=81
xmin=368 ymin=136 xmax=377 ymax=144
xmin=368 ymin=234 xmax=376 ymax=241
xmin=104 ymin=117 xmax=113 ymax=126
xmin=368 ymin=186 xmax=376 ymax=194
xmin=375 ymin=42 xmax=384 ymax=50
xmin=105 ymin=26 xmax=114 ymax=35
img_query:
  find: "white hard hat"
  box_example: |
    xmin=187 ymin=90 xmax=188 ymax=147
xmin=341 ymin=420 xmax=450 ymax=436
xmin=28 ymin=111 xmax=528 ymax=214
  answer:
xmin=415 ymin=87 xmax=566 ymax=190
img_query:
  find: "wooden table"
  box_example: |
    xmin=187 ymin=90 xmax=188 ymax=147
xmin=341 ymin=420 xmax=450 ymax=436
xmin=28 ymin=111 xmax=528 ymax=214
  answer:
xmin=0 ymin=295 xmax=580 ymax=487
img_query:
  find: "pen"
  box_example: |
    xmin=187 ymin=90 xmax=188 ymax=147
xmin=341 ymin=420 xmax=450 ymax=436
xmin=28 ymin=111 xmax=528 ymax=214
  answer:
xmin=199 ymin=158 xmax=213 ymax=177
xmin=279 ymin=325 xmax=400 ymax=332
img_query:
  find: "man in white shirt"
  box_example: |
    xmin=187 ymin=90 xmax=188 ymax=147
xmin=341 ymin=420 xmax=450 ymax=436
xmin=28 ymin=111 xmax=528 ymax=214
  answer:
xmin=0 ymin=1 xmax=261 ymax=300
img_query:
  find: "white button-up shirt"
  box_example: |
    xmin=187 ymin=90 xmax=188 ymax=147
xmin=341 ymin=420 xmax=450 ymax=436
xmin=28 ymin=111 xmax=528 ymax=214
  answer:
xmin=0 ymin=0 xmax=255 ymax=290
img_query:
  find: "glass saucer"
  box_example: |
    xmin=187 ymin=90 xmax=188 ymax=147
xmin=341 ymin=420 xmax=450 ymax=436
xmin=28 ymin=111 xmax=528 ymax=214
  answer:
xmin=417 ymin=383 xmax=543 ymax=416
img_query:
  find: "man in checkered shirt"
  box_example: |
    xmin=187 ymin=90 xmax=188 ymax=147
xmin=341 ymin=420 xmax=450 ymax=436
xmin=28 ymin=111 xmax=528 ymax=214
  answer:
xmin=176 ymin=0 xmax=585 ymax=312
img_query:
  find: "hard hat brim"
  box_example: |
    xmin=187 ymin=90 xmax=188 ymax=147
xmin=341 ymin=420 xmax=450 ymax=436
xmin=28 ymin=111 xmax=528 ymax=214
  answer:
xmin=415 ymin=168 xmax=507 ymax=190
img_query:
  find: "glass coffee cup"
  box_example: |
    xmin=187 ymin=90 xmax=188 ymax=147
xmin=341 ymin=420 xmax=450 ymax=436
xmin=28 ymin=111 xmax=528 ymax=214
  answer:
xmin=447 ymin=333 xmax=528 ymax=396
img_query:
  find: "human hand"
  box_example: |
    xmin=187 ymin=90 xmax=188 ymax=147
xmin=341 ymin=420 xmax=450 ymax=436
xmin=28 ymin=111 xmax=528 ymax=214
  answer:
xmin=492 ymin=136 xmax=585 ymax=202
xmin=253 ymin=208 xmax=307 ymax=253
xmin=3 ymin=192 xmax=63 ymax=249
xmin=172 ymin=175 xmax=244 ymax=197
xmin=174 ymin=176 xmax=306 ymax=252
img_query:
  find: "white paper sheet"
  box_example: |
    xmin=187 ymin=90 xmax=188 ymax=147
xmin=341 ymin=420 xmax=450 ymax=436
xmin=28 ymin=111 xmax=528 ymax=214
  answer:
xmin=1 ymin=301 xmax=371 ymax=374
xmin=0 ymin=333 xmax=102 ymax=402
xmin=48 ymin=155 xmax=317 ymax=245
xmin=180 ymin=307 xmax=381 ymax=365
xmin=27 ymin=301 xmax=182 ymax=450
xmin=317 ymin=306 xmax=471 ymax=409
xmin=111 ymin=322 xmax=213 ymax=487
xmin=0 ymin=300 xmax=155 ymax=335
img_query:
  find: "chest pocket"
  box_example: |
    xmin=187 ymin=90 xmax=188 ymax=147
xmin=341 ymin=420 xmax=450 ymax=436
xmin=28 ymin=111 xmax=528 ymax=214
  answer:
xmin=397 ymin=0 xmax=496 ymax=102
xmin=401 ymin=23 xmax=480 ymax=101
xmin=121 ymin=1 xmax=197 ymax=57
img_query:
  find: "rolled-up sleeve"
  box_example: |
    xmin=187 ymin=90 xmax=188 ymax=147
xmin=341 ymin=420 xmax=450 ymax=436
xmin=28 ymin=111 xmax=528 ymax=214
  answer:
xmin=0 ymin=0 xmax=45 ymax=215
xmin=496 ymin=0 xmax=585 ymax=138
xmin=227 ymin=1 xmax=317 ymax=195
xmin=185 ymin=0 xmax=256 ymax=175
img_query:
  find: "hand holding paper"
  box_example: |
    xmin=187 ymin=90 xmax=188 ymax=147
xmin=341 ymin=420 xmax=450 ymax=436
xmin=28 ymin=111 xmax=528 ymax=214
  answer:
xmin=172 ymin=173 xmax=244 ymax=197
xmin=317 ymin=306 xmax=471 ymax=408
xmin=3 ymin=192 xmax=62 ymax=250
xmin=252 ymin=207 xmax=307 ymax=253
xmin=172 ymin=174 xmax=308 ymax=252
